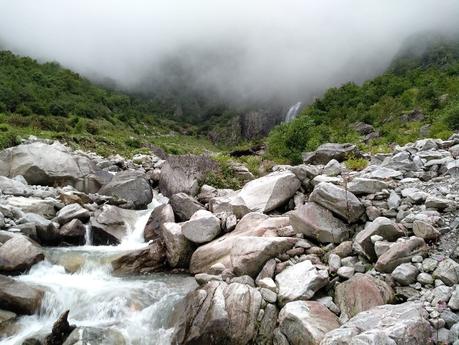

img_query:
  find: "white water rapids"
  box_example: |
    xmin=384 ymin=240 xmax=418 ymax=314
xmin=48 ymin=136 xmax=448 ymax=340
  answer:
xmin=1 ymin=196 xmax=197 ymax=345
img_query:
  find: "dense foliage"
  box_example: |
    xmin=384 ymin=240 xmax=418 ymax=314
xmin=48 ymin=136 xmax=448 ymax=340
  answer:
xmin=267 ymin=38 xmax=459 ymax=163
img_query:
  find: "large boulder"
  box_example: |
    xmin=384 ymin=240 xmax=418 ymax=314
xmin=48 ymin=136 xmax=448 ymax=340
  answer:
xmin=90 ymin=205 xmax=138 ymax=245
xmin=0 ymin=176 xmax=29 ymax=196
xmin=190 ymin=213 xmax=294 ymax=275
xmin=0 ymin=275 xmax=44 ymax=315
xmin=320 ymin=302 xmax=431 ymax=345
xmin=0 ymin=235 xmax=44 ymax=274
xmin=433 ymin=258 xmax=459 ymax=286
xmin=182 ymin=210 xmax=221 ymax=244
xmin=159 ymin=155 xmax=218 ymax=197
xmin=0 ymin=141 xmax=108 ymax=193
xmin=171 ymin=281 xmax=262 ymax=345
xmin=303 ymin=143 xmax=360 ymax=165
xmin=5 ymin=196 xmax=57 ymax=219
xmin=347 ymin=178 xmax=389 ymax=195
xmin=238 ymin=171 xmax=301 ymax=213
xmin=143 ymin=203 xmax=175 ymax=241
xmin=375 ymin=237 xmax=428 ymax=273
xmin=55 ymin=203 xmax=90 ymax=225
xmin=290 ymin=202 xmax=350 ymax=243
xmin=63 ymin=327 xmax=126 ymax=345
xmin=170 ymin=193 xmax=205 ymax=221
xmin=209 ymin=193 xmax=251 ymax=219
xmin=309 ymin=182 xmax=364 ymax=223
xmin=98 ymin=171 xmax=153 ymax=209
xmin=44 ymin=310 xmax=76 ymax=345
xmin=278 ymin=301 xmax=341 ymax=345
xmin=334 ymin=273 xmax=394 ymax=322
xmin=111 ymin=240 xmax=166 ymax=275
xmin=161 ymin=222 xmax=194 ymax=268
xmin=276 ymin=260 xmax=329 ymax=306
xmin=353 ymin=217 xmax=405 ymax=261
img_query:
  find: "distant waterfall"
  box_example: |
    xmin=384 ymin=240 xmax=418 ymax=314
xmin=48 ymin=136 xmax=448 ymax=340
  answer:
xmin=284 ymin=102 xmax=302 ymax=122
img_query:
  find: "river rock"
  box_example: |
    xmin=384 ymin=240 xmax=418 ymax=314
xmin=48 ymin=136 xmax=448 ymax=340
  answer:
xmin=161 ymin=222 xmax=193 ymax=268
xmin=170 ymin=193 xmax=205 ymax=221
xmin=238 ymin=171 xmax=300 ymax=213
xmin=433 ymin=258 xmax=459 ymax=286
xmin=111 ymin=240 xmax=166 ymax=275
xmin=5 ymin=197 xmax=57 ymax=219
xmin=277 ymin=300 xmax=341 ymax=345
xmin=144 ymin=203 xmax=175 ymax=241
xmin=98 ymin=171 xmax=152 ymax=209
xmin=309 ymin=182 xmax=364 ymax=223
xmin=320 ymin=302 xmax=431 ymax=345
xmin=334 ymin=273 xmax=394 ymax=322
xmin=0 ymin=235 xmax=44 ymax=274
xmin=159 ymin=155 xmax=218 ymax=197
xmin=276 ymin=260 xmax=329 ymax=306
xmin=353 ymin=217 xmax=405 ymax=261
xmin=412 ymin=220 xmax=441 ymax=240
xmin=0 ymin=176 xmax=29 ymax=196
xmin=63 ymin=327 xmax=126 ymax=345
xmin=290 ymin=202 xmax=350 ymax=243
xmin=90 ymin=205 xmax=137 ymax=245
xmin=58 ymin=219 xmax=86 ymax=244
xmin=209 ymin=193 xmax=251 ymax=219
xmin=171 ymin=281 xmax=262 ymax=345
xmin=55 ymin=203 xmax=90 ymax=225
xmin=303 ymin=143 xmax=360 ymax=165
xmin=375 ymin=237 xmax=428 ymax=273
xmin=0 ymin=141 xmax=106 ymax=193
xmin=347 ymin=177 xmax=389 ymax=195
xmin=391 ymin=263 xmax=419 ymax=285
xmin=0 ymin=275 xmax=44 ymax=315
xmin=182 ymin=210 xmax=221 ymax=244
xmin=44 ymin=310 xmax=76 ymax=345
xmin=19 ymin=212 xmax=60 ymax=244
xmin=190 ymin=213 xmax=294 ymax=275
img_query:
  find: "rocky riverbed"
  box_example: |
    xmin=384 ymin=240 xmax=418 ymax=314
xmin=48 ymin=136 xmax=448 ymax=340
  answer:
xmin=0 ymin=135 xmax=459 ymax=345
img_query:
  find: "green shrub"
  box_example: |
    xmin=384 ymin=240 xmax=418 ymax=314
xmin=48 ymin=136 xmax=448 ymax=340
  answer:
xmin=345 ymin=155 xmax=369 ymax=171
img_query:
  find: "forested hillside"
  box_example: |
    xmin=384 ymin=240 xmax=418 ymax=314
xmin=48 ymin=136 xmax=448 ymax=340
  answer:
xmin=267 ymin=37 xmax=459 ymax=163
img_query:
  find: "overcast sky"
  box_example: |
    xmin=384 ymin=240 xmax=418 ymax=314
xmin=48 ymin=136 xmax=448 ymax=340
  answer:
xmin=1 ymin=0 xmax=458 ymax=106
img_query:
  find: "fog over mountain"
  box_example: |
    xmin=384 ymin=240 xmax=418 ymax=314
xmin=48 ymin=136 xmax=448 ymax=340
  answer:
xmin=1 ymin=0 xmax=459 ymax=107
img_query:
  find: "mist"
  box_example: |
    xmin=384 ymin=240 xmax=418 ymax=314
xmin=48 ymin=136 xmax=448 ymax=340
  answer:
xmin=1 ymin=0 xmax=459 ymax=108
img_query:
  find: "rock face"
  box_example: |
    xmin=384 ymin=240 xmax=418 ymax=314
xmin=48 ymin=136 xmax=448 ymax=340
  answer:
xmin=182 ymin=210 xmax=221 ymax=244
xmin=290 ymin=202 xmax=350 ymax=243
xmin=161 ymin=222 xmax=194 ymax=268
xmin=98 ymin=171 xmax=153 ymax=209
xmin=277 ymin=301 xmax=341 ymax=345
xmin=334 ymin=273 xmax=394 ymax=322
xmin=321 ymin=302 xmax=431 ymax=345
xmin=238 ymin=171 xmax=301 ymax=213
xmin=111 ymin=241 xmax=166 ymax=275
xmin=375 ymin=237 xmax=428 ymax=273
xmin=309 ymin=182 xmax=364 ymax=223
xmin=353 ymin=217 xmax=405 ymax=261
xmin=159 ymin=155 xmax=218 ymax=197
xmin=172 ymin=281 xmax=262 ymax=345
xmin=0 ymin=235 xmax=44 ymax=274
xmin=0 ymin=142 xmax=106 ymax=193
xmin=63 ymin=327 xmax=126 ymax=345
xmin=143 ymin=204 xmax=175 ymax=241
xmin=0 ymin=275 xmax=44 ymax=315
xmin=276 ymin=260 xmax=329 ymax=305
xmin=303 ymin=143 xmax=360 ymax=165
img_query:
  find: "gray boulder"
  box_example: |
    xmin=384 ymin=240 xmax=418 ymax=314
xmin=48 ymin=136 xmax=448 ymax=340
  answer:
xmin=171 ymin=281 xmax=262 ymax=345
xmin=433 ymin=258 xmax=459 ymax=286
xmin=182 ymin=210 xmax=221 ymax=244
xmin=276 ymin=260 xmax=329 ymax=306
xmin=303 ymin=143 xmax=360 ymax=165
xmin=0 ymin=141 xmax=107 ymax=193
xmin=0 ymin=275 xmax=44 ymax=315
xmin=391 ymin=263 xmax=419 ymax=285
xmin=161 ymin=222 xmax=194 ymax=268
xmin=0 ymin=235 xmax=44 ymax=274
xmin=290 ymin=202 xmax=350 ymax=243
xmin=63 ymin=327 xmax=126 ymax=345
xmin=90 ymin=205 xmax=138 ymax=245
xmin=238 ymin=171 xmax=301 ymax=213
xmin=347 ymin=177 xmax=389 ymax=195
xmin=412 ymin=220 xmax=440 ymax=240
xmin=98 ymin=171 xmax=152 ymax=209
xmin=309 ymin=182 xmax=364 ymax=223
xmin=143 ymin=203 xmax=175 ymax=241
xmin=375 ymin=237 xmax=428 ymax=273
xmin=55 ymin=203 xmax=90 ymax=225
xmin=170 ymin=193 xmax=205 ymax=221
xmin=111 ymin=241 xmax=166 ymax=275
xmin=0 ymin=176 xmax=29 ymax=196
xmin=278 ymin=301 xmax=340 ymax=345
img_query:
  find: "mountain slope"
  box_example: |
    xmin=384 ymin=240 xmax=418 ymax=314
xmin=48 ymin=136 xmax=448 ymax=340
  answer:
xmin=267 ymin=36 xmax=459 ymax=163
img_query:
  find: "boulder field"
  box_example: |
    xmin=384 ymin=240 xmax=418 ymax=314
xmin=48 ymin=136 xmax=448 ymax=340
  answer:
xmin=0 ymin=135 xmax=459 ymax=344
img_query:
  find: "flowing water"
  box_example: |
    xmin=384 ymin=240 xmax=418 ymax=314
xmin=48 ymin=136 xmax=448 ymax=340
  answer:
xmin=284 ymin=101 xmax=302 ymax=122
xmin=1 ymin=196 xmax=197 ymax=345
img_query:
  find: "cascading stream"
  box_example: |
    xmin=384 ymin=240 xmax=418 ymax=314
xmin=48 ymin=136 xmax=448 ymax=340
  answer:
xmin=1 ymin=195 xmax=196 ymax=345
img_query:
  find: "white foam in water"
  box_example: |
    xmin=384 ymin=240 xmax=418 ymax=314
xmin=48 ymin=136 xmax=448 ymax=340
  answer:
xmin=1 ymin=193 xmax=195 ymax=345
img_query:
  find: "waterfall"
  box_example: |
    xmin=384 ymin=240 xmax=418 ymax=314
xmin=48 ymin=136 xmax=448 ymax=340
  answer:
xmin=284 ymin=101 xmax=302 ymax=122
xmin=84 ymin=224 xmax=92 ymax=246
